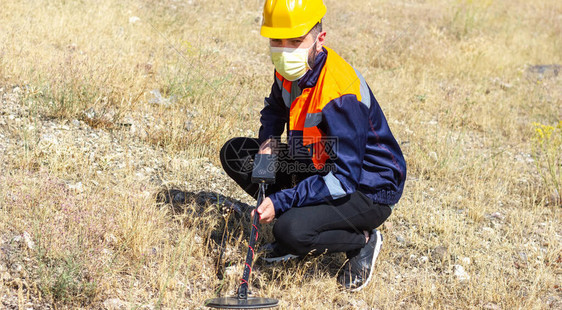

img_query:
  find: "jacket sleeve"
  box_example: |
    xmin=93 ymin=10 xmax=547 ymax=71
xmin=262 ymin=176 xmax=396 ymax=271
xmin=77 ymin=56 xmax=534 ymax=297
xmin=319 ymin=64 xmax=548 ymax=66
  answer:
xmin=269 ymin=94 xmax=369 ymax=214
xmin=258 ymin=74 xmax=288 ymax=144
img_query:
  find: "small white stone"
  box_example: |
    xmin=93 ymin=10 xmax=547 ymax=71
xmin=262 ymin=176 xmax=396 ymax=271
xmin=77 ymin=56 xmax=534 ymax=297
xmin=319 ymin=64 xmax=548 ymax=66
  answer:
xmin=11 ymin=263 xmax=23 ymax=274
xmin=482 ymin=227 xmax=494 ymax=234
xmin=429 ymin=151 xmax=438 ymax=161
xmin=101 ymin=248 xmax=113 ymax=256
xmin=105 ymin=233 xmax=118 ymax=245
xmin=41 ymin=134 xmax=58 ymax=145
xmin=483 ymin=302 xmax=501 ymax=310
xmin=129 ymin=16 xmax=141 ymax=24
xmin=103 ymin=298 xmax=129 ymax=310
xmin=453 ymin=264 xmax=470 ymax=282
xmin=225 ymin=265 xmax=238 ymax=277
xmin=22 ymin=231 xmax=35 ymax=249
xmin=68 ymin=182 xmax=83 ymax=192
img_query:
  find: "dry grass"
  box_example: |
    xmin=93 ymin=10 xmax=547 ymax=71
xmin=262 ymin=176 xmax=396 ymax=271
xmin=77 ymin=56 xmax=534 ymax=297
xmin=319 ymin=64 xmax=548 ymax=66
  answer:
xmin=0 ymin=0 xmax=561 ymax=309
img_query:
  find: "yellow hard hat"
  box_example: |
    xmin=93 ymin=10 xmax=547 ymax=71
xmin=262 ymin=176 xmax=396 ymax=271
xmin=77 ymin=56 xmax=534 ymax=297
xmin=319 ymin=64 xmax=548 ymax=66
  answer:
xmin=261 ymin=0 xmax=327 ymax=39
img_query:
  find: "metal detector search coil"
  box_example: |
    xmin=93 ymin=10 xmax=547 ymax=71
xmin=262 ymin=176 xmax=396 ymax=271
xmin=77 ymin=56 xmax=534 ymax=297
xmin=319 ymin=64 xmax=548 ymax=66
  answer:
xmin=205 ymin=296 xmax=279 ymax=309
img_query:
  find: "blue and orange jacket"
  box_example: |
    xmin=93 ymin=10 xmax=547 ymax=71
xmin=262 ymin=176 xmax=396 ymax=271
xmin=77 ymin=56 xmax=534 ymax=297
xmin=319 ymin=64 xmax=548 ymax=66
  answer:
xmin=259 ymin=47 xmax=406 ymax=214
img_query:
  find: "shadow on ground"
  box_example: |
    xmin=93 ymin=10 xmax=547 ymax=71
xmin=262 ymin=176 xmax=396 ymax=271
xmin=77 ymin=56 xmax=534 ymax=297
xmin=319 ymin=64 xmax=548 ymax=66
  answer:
xmin=154 ymin=188 xmax=345 ymax=290
xmin=156 ymin=188 xmax=257 ymax=281
xmin=155 ymin=188 xmax=253 ymax=216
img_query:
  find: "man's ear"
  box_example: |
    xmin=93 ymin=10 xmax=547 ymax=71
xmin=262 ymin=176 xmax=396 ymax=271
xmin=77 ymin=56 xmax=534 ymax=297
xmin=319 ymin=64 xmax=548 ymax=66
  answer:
xmin=316 ymin=31 xmax=327 ymax=52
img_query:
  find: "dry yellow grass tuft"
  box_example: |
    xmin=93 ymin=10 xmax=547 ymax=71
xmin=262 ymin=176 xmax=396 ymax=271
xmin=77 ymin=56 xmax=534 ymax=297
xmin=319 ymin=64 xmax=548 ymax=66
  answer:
xmin=0 ymin=0 xmax=560 ymax=309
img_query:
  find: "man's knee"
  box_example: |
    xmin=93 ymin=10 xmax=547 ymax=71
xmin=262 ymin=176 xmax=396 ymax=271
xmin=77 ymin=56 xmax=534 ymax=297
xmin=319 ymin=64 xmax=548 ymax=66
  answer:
xmin=220 ymin=137 xmax=243 ymax=160
xmin=273 ymin=213 xmax=315 ymax=255
xmin=220 ymin=137 xmax=259 ymax=173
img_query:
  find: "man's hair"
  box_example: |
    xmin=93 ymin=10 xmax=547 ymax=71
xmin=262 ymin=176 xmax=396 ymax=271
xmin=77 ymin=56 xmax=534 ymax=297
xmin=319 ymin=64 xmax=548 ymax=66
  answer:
xmin=308 ymin=21 xmax=323 ymax=38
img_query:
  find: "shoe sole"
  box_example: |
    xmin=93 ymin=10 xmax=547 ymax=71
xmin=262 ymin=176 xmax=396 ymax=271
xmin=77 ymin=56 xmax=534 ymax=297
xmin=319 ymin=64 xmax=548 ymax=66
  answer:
xmin=262 ymin=253 xmax=299 ymax=263
xmin=350 ymin=230 xmax=383 ymax=292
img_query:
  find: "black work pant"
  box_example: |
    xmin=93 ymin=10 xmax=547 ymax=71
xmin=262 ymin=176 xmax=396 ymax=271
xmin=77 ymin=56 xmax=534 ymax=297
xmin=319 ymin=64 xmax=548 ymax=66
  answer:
xmin=220 ymin=137 xmax=392 ymax=255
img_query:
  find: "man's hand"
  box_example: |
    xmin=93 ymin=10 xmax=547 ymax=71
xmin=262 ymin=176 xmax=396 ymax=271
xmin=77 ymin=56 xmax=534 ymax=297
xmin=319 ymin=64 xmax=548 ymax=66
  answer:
xmin=258 ymin=138 xmax=276 ymax=155
xmin=251 ymin=197 xmax=276 ymax=224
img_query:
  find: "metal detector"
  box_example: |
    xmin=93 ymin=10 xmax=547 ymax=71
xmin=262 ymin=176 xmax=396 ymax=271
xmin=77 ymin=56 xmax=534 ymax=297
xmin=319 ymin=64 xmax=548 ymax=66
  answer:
xmin=205 ymin=154 xmax=279 ymax=309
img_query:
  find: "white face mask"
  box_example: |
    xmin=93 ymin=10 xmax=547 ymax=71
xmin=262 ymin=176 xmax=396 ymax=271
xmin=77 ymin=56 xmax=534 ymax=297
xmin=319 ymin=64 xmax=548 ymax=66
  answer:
xmin=270 ymin=38 xmax=317 ymax=81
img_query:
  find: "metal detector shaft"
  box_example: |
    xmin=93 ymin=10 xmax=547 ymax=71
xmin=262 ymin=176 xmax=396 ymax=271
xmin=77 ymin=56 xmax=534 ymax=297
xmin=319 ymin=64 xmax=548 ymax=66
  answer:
xmin=237 ymin=183 xmax=265 ymax=300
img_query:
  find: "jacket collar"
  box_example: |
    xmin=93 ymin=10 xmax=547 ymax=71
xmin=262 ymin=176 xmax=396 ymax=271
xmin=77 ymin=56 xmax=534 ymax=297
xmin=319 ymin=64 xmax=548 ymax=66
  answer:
xmin=298 ymin=47 xmax=328 ymax=89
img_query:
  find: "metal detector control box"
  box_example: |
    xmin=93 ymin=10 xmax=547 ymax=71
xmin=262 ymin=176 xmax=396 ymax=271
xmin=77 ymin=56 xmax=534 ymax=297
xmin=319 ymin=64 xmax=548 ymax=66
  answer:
xmin=251 ymin=154 xmax=277 ymax=184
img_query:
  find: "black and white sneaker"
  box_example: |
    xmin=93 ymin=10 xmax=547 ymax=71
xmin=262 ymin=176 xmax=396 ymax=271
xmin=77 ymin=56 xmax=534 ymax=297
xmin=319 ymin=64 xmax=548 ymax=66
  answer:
xmin=261 ymin=242 xmax=299 ymax=263
xmin=338 ymin=229 xmax=383 ymax=292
